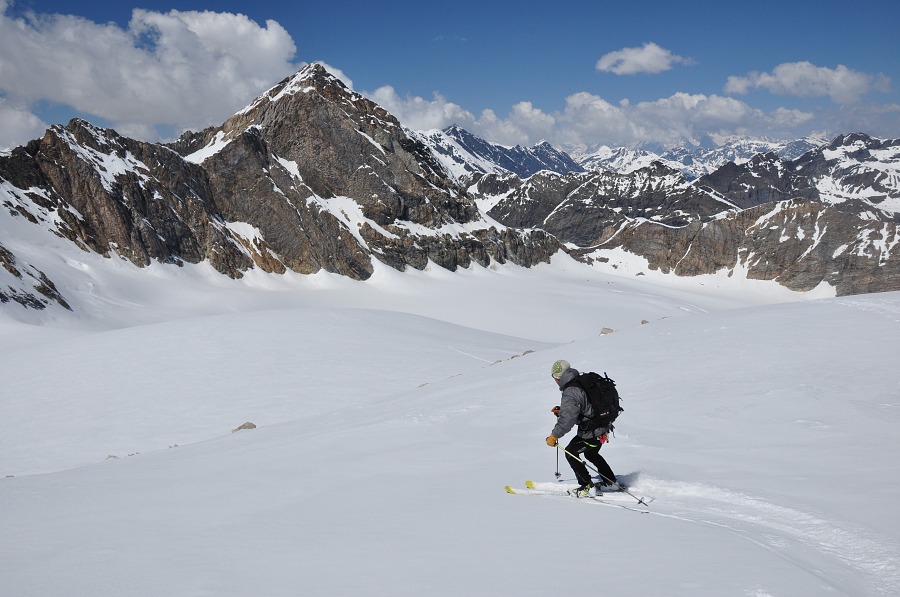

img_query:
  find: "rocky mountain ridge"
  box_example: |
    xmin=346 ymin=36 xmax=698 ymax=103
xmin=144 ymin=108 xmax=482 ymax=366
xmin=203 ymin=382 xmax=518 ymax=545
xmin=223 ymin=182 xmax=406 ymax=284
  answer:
xmin=412 ymin=125 xmax=583 ymax=180
xmin=0 ymin=64 xmax=558 ymax=311
xmin=429 ymin=126 xmax=830 ymax=181
xmin=467 ymin=132 xmax=900 ymax=295
xmin=1 ymin=63 xmax=899 ymax=313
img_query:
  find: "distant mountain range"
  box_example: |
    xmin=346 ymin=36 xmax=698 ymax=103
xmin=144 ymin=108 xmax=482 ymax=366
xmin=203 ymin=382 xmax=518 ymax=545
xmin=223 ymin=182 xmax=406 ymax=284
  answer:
xmin=572 ymin=135 xmax=829 ymax=179
xmin=435 ymin=125 xmax=900 ymax=294
xmin=412 ymin=125 xmax=582 ymax=179
xmin=1 ymin=63 xmax=899 ymax=315
xmin=414 ymin=125 xmax=832 ymax=180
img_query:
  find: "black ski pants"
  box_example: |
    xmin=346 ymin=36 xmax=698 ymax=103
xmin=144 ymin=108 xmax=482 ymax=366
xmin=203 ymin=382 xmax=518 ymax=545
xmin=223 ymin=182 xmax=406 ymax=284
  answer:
xmin=565 ymin=435 xmax=616 ymax=486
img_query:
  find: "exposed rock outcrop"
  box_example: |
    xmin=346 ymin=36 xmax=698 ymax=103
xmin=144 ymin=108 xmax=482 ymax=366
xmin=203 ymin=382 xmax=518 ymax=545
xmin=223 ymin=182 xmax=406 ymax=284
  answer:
xmin=0 ymin=64 xmax=559 ymax=311
xmin=482 ymin=133 xmax=900 ymax=296
xmin=2 ymin=63 xmax=899 ymax=311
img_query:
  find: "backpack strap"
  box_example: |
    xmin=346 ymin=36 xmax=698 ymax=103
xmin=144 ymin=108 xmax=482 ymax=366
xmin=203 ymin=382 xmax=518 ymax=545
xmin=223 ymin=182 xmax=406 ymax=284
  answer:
xmin=560 ymin=375 xmax=594 ymax=425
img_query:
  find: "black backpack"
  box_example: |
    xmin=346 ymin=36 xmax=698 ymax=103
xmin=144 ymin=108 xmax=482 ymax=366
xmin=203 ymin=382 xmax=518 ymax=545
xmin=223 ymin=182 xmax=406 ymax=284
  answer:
xmin=564 ymin=371 xmax=622 ymax=430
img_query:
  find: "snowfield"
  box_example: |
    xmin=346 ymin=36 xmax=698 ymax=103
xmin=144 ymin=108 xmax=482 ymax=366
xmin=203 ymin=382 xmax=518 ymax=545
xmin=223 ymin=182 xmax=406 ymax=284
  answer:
xmin=1 ymin=254 xmax=899 ymax=596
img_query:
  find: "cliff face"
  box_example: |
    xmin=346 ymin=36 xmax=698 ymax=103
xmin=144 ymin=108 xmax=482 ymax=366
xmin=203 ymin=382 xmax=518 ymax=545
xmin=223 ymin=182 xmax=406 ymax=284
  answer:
xmin=593 ymin=201 xmax=898 ymax=295
xmin=0 ymin=65 xmax=558 ymax=309
xmin=2 ymin=64 xmax=899 ymax=312
xmin=476 ymin=133 xmax=900 ymax=296
xmin=173 ymin=64 xmax=557 ymax=277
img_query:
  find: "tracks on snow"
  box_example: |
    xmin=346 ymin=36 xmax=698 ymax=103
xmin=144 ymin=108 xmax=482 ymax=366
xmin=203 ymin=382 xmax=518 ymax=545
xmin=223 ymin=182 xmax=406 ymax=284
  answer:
xmin=634 ymin=476 xmax=900 ymax=596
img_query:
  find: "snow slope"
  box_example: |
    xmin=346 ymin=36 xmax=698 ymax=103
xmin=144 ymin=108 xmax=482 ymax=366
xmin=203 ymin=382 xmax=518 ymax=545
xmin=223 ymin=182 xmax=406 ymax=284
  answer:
xmin=1 ymin=258 xmax=898 ymax=595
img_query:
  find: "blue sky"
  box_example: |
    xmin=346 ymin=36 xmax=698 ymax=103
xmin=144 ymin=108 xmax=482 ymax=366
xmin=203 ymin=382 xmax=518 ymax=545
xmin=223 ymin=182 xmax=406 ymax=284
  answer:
xmin=1 ymin=0 xmax=898 ymax=150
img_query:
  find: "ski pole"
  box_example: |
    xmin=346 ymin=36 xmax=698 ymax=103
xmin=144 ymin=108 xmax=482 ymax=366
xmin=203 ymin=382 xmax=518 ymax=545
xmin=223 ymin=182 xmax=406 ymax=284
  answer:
xmin=556 ymin=445 xmax=649 ymax=507
xmin=551 ymin=406 xmax=562 ymax=480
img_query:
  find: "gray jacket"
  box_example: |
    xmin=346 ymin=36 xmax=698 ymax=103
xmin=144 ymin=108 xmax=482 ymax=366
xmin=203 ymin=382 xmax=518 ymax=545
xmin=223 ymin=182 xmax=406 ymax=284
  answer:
xmin=550 ymin=368 xmax=608 ymax=440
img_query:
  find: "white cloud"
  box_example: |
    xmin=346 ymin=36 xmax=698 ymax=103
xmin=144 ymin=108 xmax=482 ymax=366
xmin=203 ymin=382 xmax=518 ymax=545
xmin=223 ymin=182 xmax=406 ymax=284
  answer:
xmin=625 ymin=93 xmax=773 ymax=143
xmin=596 ymin=42 xmax=692 ymax=75
xmin=367 ymin=82 xmax=828 ymax=148
xmin=368 ymin=85 xmax=477 ymax=132
xmin=366 ymin=87 xmax=559 ymax=148
xmin=0 ymin=6 xmax=299 ymax=143
xmin=0 ymin=5 xmax=893 ymax=155
xmin=770 ymin=107 xmax=816 ymax=129
xmin=0 ymin=98 xmax=47 ymax=150
xmin=313 ymin=61 xmax=354 ymax=90
xmin=554 ymin=92 xmax=641 ymax=146
xmin=816 ymin=102 xmax=900 ymax=138
xmin=475 ymin=102 xmax=557 ymax=147
xmin=725 ymin=61 xmax=890 ymax=105
xmin=367 ymin=74 xmax=818 ymax=146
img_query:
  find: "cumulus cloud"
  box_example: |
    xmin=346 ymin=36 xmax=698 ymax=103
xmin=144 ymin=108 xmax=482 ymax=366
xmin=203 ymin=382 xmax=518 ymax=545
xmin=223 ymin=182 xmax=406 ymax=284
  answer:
xmin=478 ymin=102 xmax=557 ymax=146
xmin=1 ymin=4 xmax=892 ymax=154
xmin=0 ymin=6 xmax=299 ymax=142
xmin=553 ymin=92 xmax=640 ymax=146
xmin=596 ymin=42 xmax=693 ymax=75
xmin=0 ymin=98 xmax=48 ymax=149
xmin=314 ymin=61 xmax=354 ymax=90
xmin=550 ymin=92 xmax=749 ymax=146
xmin=368 ymin=85 xmax=477 ymax=132
xmin=376 ymin=72 xmax=900 ymax=147
xmin=816 ymin=102 xmax=900 ymax=138
xmin=365 ymin=87 xmax=550 ymax=147
xmin=725 ymin=61 xmax=890 ymax=105
xmin=368 ymin=82 xmax=824 ymax=148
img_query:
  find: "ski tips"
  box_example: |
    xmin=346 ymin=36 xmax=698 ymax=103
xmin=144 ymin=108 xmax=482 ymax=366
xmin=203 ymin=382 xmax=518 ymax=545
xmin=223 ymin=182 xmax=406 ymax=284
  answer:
xmin=504 ymin=485 xmax=518 ymax=494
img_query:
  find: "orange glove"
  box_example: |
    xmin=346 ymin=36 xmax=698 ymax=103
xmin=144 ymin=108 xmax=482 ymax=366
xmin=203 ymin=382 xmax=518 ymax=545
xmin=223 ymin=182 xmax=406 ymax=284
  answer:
xmin=546 ymin=435 xmax=558 ymax=447
xmin=551 ymin=406 xmax=560 ymax=417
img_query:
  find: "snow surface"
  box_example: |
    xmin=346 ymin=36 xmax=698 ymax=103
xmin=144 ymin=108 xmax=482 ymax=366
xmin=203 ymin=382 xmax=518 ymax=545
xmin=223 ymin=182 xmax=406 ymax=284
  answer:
xmin=411 ymin=128 xmax=511 ymax=181
xmin=184 ymin=131 xmax=233 ymax=164
xmin=1 ymin=249 xmax=899 ymax=595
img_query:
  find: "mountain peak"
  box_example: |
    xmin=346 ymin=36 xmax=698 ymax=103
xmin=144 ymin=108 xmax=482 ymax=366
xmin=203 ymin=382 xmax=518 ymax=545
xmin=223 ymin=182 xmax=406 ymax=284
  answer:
xmin=265 ymin=63 xmax=349 ymax=102
xmin=429 ymin=125 xmax=582 ymax=178
xmin=291 ymin=62 xmax=347 ymax=90
xmin=223 ymin=63 xmax=355 ymax=125
xmin=827 ymin=132 xmax=875 ymax=150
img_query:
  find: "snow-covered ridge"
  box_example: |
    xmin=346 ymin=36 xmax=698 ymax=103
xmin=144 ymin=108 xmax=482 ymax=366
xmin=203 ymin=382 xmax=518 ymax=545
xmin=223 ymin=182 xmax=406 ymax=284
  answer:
xmin=576 ymin=145 xmax=674 ymax=174
xmin=420 ymin=126 xmax=900 ymax=218
xmin=412 ymin=128 xmax=510 ymax=180
xmin=564 ymin=134 xmax=828 ymax=179
xmin=811 ymin=135 xmax=900 ymax=213
xmin=236 ymin=63 xmax=333 ymax=115
xmin=413 ymin=124 xmax=583 ymax=181
xmin=184 ymin=130 xmax=231 ymax=164
xmin=54 ymin=122 xmax=153 ymax=192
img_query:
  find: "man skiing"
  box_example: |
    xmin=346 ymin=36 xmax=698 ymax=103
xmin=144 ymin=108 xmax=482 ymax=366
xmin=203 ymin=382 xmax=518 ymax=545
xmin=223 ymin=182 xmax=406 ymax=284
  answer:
xmin=545 ymin=359 xmax=618 ymax=497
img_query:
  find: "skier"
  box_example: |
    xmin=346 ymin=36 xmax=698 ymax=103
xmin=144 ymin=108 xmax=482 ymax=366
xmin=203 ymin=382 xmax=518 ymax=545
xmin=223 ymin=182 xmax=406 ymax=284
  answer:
xmin=545 ymin=359 xmax=618 ymax=497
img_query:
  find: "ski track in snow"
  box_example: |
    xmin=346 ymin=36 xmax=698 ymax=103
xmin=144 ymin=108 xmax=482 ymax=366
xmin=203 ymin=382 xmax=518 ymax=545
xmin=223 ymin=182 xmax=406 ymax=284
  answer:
xmin=447 ymin=345 xmax=495 ymax=363
xmin=836 ymin=296 xmax=900 ymax=323
xmin=634 ymin=476 xmax=900 ymax=595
